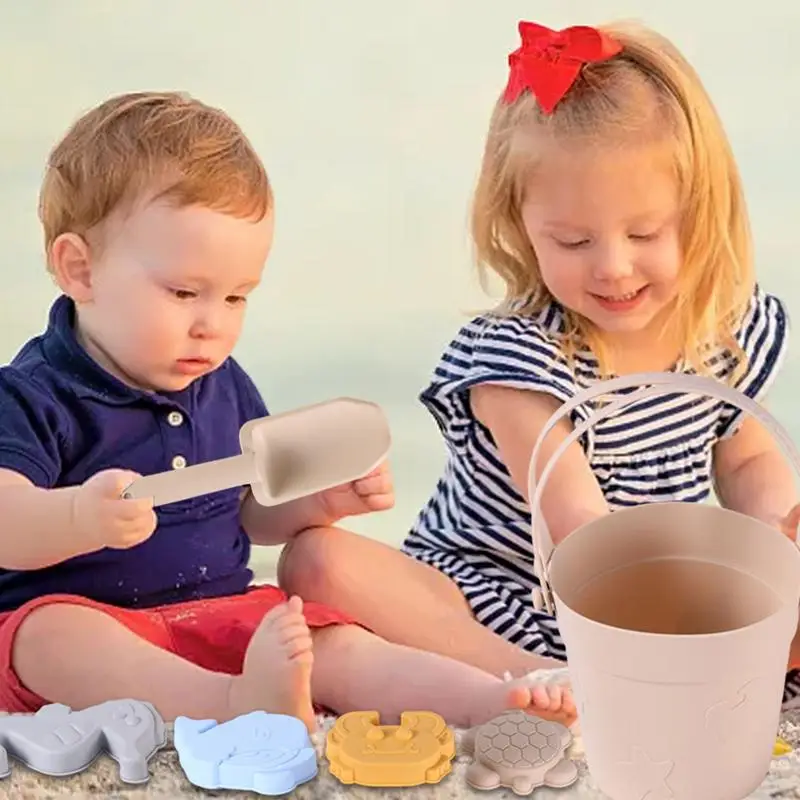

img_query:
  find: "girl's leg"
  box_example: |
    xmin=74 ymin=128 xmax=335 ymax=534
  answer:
xmin=279 ymin=526 xmax=565 ymax=678
xmin=311 ymin=622 xmax=576 ymax=729
xmin=11 ymin=599 xmax=316 ymax=727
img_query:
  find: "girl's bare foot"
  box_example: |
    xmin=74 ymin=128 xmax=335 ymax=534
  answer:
xmin=228 ymin=595 xmax=316 ymax=732
xmin=505 ymin=667 xmax=576 ymax=726
xmin=469 ymin=676 xmax=576 ymax=728
xmin=510 ymin=678 xmax=576 ymax=725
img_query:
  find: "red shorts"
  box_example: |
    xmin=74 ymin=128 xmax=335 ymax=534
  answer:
xmin=0 ymin=584 xmax=357 ymax=713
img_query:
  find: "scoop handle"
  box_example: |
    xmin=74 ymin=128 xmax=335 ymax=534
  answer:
xmin=122 ymin=453 xmax=257 ymax=506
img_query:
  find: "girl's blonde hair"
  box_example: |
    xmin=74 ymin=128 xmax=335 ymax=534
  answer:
xmin=471 ymin=20 xmax=752 ymax=378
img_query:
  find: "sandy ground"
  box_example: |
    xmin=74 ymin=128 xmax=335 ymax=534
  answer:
xmin=1 ymin=695 xmax=800 ymax=798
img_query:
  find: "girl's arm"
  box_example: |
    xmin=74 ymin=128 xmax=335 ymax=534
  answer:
xmin=712 ymin=416 xmax=798 ymax=532
xmin=470 ymin=383 xmax=609 ymax=545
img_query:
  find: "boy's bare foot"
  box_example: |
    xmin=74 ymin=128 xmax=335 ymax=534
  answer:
xmin=470 ymin=677 xmax=577 ymax=729
xmin=228 ymin=595 xmax=316 ymax=732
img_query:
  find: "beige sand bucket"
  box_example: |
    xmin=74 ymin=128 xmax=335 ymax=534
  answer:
xmin=122 ymin=397 xmax=391 ymax=506
xmin=528 ymin=372 xmax=800 ymax=800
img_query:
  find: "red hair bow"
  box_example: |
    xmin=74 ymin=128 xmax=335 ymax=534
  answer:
xmin=503 ymin=22 xmax=623 ymax=113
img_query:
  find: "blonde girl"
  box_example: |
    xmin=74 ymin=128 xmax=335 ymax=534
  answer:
xmin=280 ymin=19 xmax=800 ymax=713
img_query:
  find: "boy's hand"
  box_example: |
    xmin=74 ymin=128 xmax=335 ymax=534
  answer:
xmin=315 ymin=461 xmax=394 ymax=524
xmin=72 ymin=469 xmax=158 ymax=551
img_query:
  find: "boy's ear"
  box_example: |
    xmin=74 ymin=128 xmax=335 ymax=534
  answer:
xmin=49 ymin=233 xmax=94 ymax=302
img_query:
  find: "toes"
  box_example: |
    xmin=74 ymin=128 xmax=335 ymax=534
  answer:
xmin=287 ymin=595 xmax=304 ymax=613
xmin=546 ymin=685 xmax=564 ymax=712
xmin=284 ymin=636 xmax=314 ymax=664
xmin=262 ymin=596 xmax=304 ymax=621
xmin=260 ymin=601 xmax=296 ymax=626
xmin=507 ymin=685 xmax=532 ymax=709
xmin=531 ymin=684 xmax=552 ymax=710
xmin=275 ymin=616 xmax=311 ymax=642
xmin=261 ymin=604 xmax=309 ymax=634
xmin=281 ymin=625 xmax=313 ymax=651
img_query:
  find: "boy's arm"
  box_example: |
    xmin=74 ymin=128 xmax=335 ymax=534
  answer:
xmin=239 ymin=488 xmax=330 ymax=546
xmin=470 ymin=384 xmax=609 ymax=546
xmin=0 ymin=469 xmax=97 ymax=569
xmin=712 ymin=416 xmax=797 ymax=530
xmin=228 ymin=361 xmax=392 ymax=546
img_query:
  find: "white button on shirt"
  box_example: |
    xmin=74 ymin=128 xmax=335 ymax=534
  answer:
xmin=171 ymin=455 xmax=187 ymax=469
xmin=167 ymin=411 xmax=184 ymax=427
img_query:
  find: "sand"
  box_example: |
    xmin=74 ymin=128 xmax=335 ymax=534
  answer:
xmin=2 ymin=689 xmax=800 ymax=798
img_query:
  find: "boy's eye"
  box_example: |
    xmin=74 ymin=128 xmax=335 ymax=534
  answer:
xmin=226 ymin=295 xmax=247 ymax=306
xmin=171 ymin=288 xmax=197 ymax=300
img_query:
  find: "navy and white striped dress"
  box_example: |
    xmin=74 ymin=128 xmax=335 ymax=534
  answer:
xmin=402 ymin=285 xmax=800 ymax=703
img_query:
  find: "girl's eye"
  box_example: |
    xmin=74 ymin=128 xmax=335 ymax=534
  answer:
xmin=226 ymin=295 xmax=247 ymax=306
xmin=629 ymin=231 xmax=659 ymax=242
xmin=171 ymin=288 xmax=197 ymax=300
xmin=555 ymin=239 xmax=589 ymax=250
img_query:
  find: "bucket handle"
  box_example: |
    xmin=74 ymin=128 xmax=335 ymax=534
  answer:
xmin=528 ymin=371 xmax=800 ymax=616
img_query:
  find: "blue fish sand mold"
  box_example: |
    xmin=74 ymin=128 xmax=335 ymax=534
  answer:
xmin=0 ymin=700 xmax=166 ymax=783
xmin=174 ymin=711 xmax=317 ymax=795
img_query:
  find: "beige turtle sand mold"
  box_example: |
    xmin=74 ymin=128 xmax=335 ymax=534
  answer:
xmin=463 ymin=710 xmax=577 ymax=795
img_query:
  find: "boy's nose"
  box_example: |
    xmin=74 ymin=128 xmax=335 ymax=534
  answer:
xmin=189 ymin=311 xmax=223 ymax=339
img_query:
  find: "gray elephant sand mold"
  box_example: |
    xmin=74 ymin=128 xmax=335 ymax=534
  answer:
xmin=0 ymin=699 xmax=166 ymax=783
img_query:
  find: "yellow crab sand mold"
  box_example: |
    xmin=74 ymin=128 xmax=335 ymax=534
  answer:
xmin=325 ymin=710 xmax=456 ymax=787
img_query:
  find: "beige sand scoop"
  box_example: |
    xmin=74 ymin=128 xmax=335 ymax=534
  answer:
xmin=122 ymin=397 xmax=391 ymax=507
xmin=527 ymin=372 xmax=800 ymax=800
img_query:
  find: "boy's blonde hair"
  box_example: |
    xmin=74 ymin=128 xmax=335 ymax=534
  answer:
xmin=39 ymin=91 xmax=272 ymax=270
xmin=471 ymin=21 xmax=752 ymax=377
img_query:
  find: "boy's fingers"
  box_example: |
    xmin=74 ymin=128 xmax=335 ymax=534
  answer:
xmin=354 ymin=473 xmax=393 ymax=496
xmin=362 ymin=490 xmax=395 ymax=511
xmin=106 ymin=470 xmax=142 ymax=496
xmin=114 ymin=496 xmax=155 ymax=520
xmin=784 ymin=503 xmax=800 ymax=539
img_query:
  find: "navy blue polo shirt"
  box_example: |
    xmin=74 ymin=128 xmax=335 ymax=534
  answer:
xmin=0 ymin=294 xmax=268 ymax=612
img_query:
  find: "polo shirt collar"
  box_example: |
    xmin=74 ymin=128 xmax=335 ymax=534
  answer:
xmin=41 ymin=294 xmax=197 ymax=408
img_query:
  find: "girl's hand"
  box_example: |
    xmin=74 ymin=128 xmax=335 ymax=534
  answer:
xmin=779 ymin=503 xmax=800 ymax=541
xmin=316 ymin=461 xmax=395 ymax=524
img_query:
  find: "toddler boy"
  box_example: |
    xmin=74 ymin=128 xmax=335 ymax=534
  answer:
xmin=0 ymin=92 xmax=572 ymax=730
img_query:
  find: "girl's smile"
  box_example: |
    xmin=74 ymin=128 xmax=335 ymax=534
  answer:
xmin=521 ymin=142 xmax=682 ymax=346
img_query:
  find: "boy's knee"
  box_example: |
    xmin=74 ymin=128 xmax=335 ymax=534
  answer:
xmin=278 ymin=526 xmax=341 ymax=595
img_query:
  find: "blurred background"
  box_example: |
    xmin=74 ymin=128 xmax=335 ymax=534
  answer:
xmin=1 ymin=1 xmax=798 ymax=580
